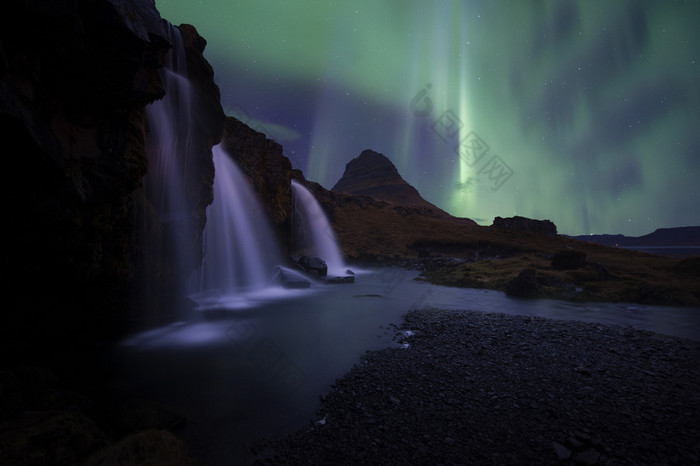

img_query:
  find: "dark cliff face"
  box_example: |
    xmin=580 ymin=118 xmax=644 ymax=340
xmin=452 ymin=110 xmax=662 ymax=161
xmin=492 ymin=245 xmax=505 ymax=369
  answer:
xmin=131 ymin=22 xmax=225 ymax=327
xmin=1 ymin=0 xmax=223 ymax=352
xmin=178 ymin=22 xmax=224 ymax=217
xmin=220 ymin=117 xmax=293 ymax=255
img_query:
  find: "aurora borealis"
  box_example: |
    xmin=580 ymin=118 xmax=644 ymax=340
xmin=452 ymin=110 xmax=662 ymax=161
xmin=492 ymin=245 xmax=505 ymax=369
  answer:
xmin=155 ymin=0 xmax=699 ymax=236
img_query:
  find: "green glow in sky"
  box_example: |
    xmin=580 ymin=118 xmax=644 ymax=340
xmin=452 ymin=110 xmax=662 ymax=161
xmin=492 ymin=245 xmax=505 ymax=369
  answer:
xmin=156 ymin=0 xmax=700 ymax=235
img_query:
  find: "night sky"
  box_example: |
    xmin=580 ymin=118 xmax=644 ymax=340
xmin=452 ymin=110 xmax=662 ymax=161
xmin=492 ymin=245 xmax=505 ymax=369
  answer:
xmin=155 ymin=0 xmax=699 ymax=236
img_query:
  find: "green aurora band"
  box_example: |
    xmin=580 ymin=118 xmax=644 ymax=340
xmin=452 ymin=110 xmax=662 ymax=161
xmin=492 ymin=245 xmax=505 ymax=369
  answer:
xmin=155 ymin=0 xmax=700 ymax=236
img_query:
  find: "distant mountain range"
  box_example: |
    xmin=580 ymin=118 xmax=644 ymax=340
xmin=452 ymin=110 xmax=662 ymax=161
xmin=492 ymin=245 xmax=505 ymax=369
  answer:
xmin=570 ymin=226 xmax=700 ymax=247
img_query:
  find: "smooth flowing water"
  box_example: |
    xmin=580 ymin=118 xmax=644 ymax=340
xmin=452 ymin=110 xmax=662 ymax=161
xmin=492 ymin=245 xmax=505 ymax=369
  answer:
xmin=143 ymin=23 xmax=195 ymax=281
xmin=291 ymin=180 xmax=347 ymax=276
xmin=112 ymin=269 xmax=700 ymax=465
xmin=130 ymin=23 xmax=699 ymax=465
xmin=188 ymin=145 xmax=284 ymax=297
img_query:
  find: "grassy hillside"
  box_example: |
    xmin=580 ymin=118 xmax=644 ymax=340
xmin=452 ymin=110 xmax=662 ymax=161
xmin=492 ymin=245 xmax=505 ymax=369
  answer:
xmin=326 ymin=195 xmax=699 ymax=305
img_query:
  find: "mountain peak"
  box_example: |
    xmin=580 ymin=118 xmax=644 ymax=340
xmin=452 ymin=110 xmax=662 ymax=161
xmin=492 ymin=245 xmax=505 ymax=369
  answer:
xmin=331 ymin=150 xmax=437 ymax=210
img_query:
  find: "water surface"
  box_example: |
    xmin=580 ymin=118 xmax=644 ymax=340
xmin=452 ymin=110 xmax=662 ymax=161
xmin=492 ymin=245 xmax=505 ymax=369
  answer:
xmin=112 ymin=268 xmax=699 ymax=464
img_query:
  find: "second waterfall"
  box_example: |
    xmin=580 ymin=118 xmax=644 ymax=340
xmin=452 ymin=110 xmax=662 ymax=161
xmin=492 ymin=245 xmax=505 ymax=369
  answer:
xmin=291 ymin=180 xmax=347 ymax=277
xmin=189 ymin=145 xmax=284 ymax=295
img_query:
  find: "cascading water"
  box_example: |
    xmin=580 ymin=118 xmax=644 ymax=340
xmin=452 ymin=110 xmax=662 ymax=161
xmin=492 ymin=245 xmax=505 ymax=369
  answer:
xmin=145 ymin=22 xmax=193 ymax=234
xmin=137 ymin=22 xmax=198 ymax=321
xmin=189 ymin=145 xmax=284 ymax=295
xmin=291 ymin=180 xmax=346 ymax=276
xmin=139 ymin=23 xmax=303 ymax=313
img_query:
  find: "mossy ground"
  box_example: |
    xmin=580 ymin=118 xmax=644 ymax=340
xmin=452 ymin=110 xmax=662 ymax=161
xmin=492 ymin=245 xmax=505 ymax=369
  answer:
xmin=330 ymin=199 xmax=700 ymax=305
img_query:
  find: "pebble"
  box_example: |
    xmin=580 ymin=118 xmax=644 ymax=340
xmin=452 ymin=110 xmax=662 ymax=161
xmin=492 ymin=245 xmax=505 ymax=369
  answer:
xmin=250 ymin=310 xmax=700 ymax=465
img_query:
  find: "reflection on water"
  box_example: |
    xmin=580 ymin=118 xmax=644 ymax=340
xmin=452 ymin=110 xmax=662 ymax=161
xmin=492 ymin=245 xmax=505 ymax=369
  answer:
xmin=112 ymin=268 xmax=699 ymax=465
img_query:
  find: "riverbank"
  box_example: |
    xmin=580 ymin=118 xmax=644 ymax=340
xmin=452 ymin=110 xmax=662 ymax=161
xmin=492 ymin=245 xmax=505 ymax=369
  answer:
xmin=250 ymin=309 xmax=700 ymax=465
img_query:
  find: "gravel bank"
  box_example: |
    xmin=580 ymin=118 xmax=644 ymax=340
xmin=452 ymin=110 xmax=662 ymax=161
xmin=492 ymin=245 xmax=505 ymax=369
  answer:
xmin=250 ymin=309 xmax=700 ymax=465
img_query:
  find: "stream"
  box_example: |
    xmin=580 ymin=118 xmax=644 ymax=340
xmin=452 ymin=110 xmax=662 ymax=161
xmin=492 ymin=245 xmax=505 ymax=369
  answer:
xmin=110 ymin=268 xmax=700 ymax=465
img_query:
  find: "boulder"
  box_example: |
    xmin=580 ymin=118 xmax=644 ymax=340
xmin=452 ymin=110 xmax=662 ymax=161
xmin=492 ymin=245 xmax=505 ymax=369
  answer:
xmin=552 ymin=249 xmax=587 ymax=270
xmin=505 ymin=268 xmax=539 ymax=298
xmin=325 ymin=276 xmax=355 ymax=285
xmin=297 ymin=256 xmax=328 ymax=277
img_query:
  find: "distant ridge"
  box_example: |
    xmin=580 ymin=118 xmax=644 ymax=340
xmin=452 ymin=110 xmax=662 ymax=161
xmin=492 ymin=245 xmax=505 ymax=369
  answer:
xmin=332 ymin=149 xmax=463 ymax=219
xmin=570 ymin=226 xmax=700 ymax=247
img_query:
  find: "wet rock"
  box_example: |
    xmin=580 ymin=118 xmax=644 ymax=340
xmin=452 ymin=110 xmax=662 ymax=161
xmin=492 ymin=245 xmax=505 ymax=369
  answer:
xmin=325 ymin=275 xmax=355 ymax=285
xmin=297 ymin=256 xmax=328 ymax=277
xmin=271 ymin=266 xmax=311 ymax=289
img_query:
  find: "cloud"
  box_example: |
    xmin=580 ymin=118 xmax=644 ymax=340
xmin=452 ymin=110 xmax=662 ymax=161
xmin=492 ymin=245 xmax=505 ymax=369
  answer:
xmin=224 ymin=105 xmax=302 ymax=142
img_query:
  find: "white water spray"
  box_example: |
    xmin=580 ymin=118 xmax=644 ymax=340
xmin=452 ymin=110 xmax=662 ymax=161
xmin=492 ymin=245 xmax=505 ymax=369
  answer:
xmin=291 ymin=180 xmax=346 ymax=276
xmin=190 ymin=145 xmax=284 ymax=293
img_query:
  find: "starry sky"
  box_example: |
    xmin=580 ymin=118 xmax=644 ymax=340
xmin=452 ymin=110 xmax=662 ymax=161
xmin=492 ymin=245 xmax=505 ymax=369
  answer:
xmin=155 ymin=0 xmax=700 ymax=236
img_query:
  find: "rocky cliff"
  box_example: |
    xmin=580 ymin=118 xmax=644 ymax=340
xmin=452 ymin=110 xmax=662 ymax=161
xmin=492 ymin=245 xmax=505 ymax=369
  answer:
xmin=1 ymin=0 xmax=224 ymax=353
xmin=220 ymin=116 xmax=293 ymax=255
xmin=492 ymin=215 xmax=558 ymax=238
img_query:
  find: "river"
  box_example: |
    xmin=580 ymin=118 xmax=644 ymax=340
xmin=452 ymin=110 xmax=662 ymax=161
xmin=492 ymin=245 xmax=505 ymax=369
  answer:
xmin=110 ymin=268 xmax=700 ymax=465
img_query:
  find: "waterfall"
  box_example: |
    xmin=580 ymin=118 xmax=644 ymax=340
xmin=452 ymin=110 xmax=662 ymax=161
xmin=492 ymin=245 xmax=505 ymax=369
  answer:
xmin=136 ymin=22 xmax=199 ymax=322
xmin=143 ymin=21 xmax=197 ymax=285
xmin=189 ymin=145 xmax=284 ymax=294
xmin=291 ymin=180 xmax=346 ymax=276
xmin=145 ymin=22 xmax=193 ymax=228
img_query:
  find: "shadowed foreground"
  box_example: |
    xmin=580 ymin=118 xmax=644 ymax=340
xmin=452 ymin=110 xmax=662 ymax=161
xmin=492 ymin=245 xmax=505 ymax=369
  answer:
xmin=251 ymin=309 xmax=700 ymax=465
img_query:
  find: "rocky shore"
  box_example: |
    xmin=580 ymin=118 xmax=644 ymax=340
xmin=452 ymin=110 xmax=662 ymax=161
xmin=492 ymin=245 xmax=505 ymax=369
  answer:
xmin=250 ymin=309 xmax=700 ymax=465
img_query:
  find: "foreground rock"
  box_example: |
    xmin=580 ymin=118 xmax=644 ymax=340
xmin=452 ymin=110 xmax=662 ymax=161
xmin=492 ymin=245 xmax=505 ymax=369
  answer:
xmin=324 ymin=275 xmax=355 ymax=285
xmin=297 ymin=256 xmax=328 ymax=277
xmin=2 ymin=0 xmax=224 ymax=351
xmin=271 ymin=266 xmax=311 ymax=289
xmin=251 ymin=310 xmax=700 ymax=465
